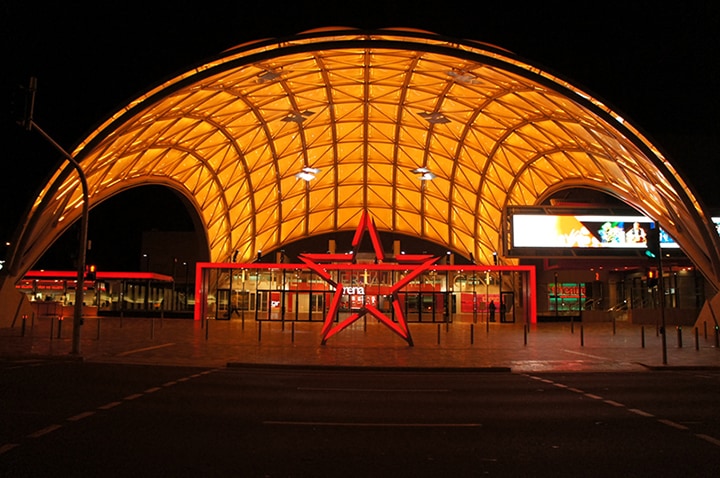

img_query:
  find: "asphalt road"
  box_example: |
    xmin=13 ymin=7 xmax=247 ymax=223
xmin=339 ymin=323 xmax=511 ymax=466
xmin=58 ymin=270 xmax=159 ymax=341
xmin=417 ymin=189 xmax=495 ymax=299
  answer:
xmin=1 ymin=361 xmax=719 ymax=477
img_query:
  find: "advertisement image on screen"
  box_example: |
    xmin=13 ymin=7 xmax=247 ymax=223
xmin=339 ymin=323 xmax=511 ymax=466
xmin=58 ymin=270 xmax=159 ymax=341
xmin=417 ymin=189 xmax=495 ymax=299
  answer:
xmin=512 ymin=214 xmax=678 ymax=249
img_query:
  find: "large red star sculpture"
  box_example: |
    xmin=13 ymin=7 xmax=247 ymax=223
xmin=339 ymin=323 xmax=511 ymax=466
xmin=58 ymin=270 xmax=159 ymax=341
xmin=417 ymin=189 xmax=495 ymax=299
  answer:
xmin=299 ymin=211 xmax=439 ymax=346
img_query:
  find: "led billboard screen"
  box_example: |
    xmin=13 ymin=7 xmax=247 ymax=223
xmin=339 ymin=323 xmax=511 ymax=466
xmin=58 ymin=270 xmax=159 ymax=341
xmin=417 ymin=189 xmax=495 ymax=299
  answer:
xmin=503 ymin=207 xmax=701 ymax=257
xmin=511 ymin=214 xmax=677 ymax=249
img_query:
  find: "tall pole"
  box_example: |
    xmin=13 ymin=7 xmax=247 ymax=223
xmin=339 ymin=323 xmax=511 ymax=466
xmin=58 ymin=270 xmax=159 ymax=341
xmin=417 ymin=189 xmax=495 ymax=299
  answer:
xmin=22 ymin=77 xmax=89 ymax=355
xmin=657 ymin=232 xmax=667 ymax=365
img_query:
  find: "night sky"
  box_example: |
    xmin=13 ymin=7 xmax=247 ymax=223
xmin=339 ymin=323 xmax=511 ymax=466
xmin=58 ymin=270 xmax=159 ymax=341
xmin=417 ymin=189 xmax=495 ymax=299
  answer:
xmin=2 ymin=1 xmax=719 ymax=270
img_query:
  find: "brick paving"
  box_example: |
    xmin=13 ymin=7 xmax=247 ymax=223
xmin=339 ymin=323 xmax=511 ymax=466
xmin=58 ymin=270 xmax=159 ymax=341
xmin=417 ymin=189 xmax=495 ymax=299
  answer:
xmin=1 ymin=315 xmax=719 ymax=372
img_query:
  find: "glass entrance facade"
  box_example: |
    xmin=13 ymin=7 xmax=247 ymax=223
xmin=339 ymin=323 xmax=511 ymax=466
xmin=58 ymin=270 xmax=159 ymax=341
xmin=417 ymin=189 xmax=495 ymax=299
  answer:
xmin=195 ymin=262 xmax=536 ymax=343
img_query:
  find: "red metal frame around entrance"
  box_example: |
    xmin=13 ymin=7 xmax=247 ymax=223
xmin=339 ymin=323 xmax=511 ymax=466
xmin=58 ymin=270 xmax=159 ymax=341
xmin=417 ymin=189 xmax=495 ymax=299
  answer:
xmin=193 ymin=212 xmax=537 ymax=342
xmin=194 ymin=262 xmax=537 ymax=333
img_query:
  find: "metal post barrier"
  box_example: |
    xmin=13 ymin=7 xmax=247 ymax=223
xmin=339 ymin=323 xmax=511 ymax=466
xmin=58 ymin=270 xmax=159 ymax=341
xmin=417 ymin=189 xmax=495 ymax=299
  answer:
xmin=524 ymin=324 xmax=528 ymax=346
xmin=695 ymin=327 xmax=699 ymax=351
xmin=571 ymin=316 xmax=574 ymax=334
xmin=437 ymin=323 xmax=441 ymax=344
xmin=470 ymin=324 xmax=474 ymax=345
xmin=258 ymin=321 xmax=262 ymax=342
xmin=205 ymin=317 xmax=209 ymax=340
xmin=21 ymin=316 xmax=27 ymax=337
xmin=677 ymin=326 xmax=682 ymax=348
xmin=580 ymin=324 xmax=584 ymax=347
xmin=715 ymin=326 xmax=719 ymax=348
xmin=641 ymin=326 xmax=645 ymax=348
xmin=57 ymin=317 xmax=63 ymax=339
xmin=292 ymin=322 xmax=295 ymax=343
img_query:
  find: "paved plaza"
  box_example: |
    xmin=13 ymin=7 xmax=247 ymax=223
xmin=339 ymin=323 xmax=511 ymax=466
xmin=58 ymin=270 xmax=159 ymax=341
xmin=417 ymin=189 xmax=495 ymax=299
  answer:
xmin=1 ymin=315 xmax=719 ymax=372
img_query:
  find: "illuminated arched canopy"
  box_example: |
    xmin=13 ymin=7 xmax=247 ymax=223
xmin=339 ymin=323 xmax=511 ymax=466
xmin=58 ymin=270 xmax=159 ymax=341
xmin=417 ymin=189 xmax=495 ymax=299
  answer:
xmin=9 ymin=28 xmax=720 ymax=289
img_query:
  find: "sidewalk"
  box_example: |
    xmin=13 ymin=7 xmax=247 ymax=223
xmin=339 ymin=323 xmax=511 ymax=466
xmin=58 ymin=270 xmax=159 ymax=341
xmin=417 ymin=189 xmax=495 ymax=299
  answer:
xmin=1 ymin=316 xmax=719 ymax=372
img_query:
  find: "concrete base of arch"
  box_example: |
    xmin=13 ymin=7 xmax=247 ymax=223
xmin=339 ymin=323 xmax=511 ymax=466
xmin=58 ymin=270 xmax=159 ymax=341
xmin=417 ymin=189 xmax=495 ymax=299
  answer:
xmin=694 ymin=292 xmax=720 ymax=332
xmin=0 ymin=276 xmax=34 ymax=329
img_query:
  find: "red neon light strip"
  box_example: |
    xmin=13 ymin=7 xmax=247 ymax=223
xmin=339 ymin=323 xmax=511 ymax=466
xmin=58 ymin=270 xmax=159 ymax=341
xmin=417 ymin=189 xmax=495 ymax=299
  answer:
xmin=299 ymin=256 xmax=336 ymax=285
xmin=323 ymin=311 xmax=363 ymax=341
xmin=365 ymin=304 xmax=408 ymax=338
xmin=351 ymin=210 xmax=369 ymax=248
xmin=322 ymin=288 xmax=345 ymax=337
xmin=391 ymin=298 xmax=409 ymax=335
xmin=299 ymin=253 xmax=354 ymax=263
xmin=389 ymin=257 xmax=438 ymax=293
xmin=367 ymin=217 xmax=385 ymax=262
xmin=395 ymin=254 xmax=435 ymax=263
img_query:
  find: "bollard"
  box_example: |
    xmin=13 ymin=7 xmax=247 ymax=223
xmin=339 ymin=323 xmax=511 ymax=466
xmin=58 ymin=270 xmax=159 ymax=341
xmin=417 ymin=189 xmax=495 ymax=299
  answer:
xmin=715 ymin=326 xmax=719 ymax=348
xmin=205 ymin=317 xmax=209 ymax=340
xmin=677 ymin=326 xmax=682 ymax=348
xmin=524 ymin=324 xmax=528 ymax=346
xmin=258 ymin=321 xmax=262 ymax=342
xmin=292 ymin=322 xmax=295 ymax=343
xmin=470 ymin=324 xmax=474 ymax=345
xmin=57 ymin=317 xmax=63 ymax=339
xmin=580 ymin=324 xmax=584 ymax=347
xmin=704 ymin=320 xmax=708 ymax=340
xmin=641 ymin=325 xmax=645 ymax=348
xmin=571 ymin=317 xmax=574 ymax=334
xmin=21 ymin=316 xmax=27 ymax=337
xmin=437 ymin=324 xmax=441 ymax=345
xmin=242 ymin=314 xmax=245 ymax=331
xmin=695 ymin=327 xmax=699 ymax=351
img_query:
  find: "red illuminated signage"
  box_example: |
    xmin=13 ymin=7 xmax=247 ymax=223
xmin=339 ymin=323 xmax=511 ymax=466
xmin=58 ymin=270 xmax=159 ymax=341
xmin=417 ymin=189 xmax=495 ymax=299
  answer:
xmin=300 ymin=210 xmax=438 ymax=345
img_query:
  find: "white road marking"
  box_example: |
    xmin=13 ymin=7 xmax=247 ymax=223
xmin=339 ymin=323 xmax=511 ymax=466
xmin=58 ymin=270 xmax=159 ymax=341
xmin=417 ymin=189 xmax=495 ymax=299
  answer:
xmin=27 ymin=424 xmax=62 ymax=438
xmin=264 ymin=421 xmax=482 ymax=428
xmin=116 ymin=343 xmax=176 ymax=356
xmin=67 ymin=411 xmax=96 ymax=422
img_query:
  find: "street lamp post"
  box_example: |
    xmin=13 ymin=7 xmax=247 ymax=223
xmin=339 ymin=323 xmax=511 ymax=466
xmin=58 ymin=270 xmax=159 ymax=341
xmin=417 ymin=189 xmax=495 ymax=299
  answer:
xmin=21 ymin=77 xmax=88 ymax=355
xmin=183 ymin=261 xmax=189 ymax=309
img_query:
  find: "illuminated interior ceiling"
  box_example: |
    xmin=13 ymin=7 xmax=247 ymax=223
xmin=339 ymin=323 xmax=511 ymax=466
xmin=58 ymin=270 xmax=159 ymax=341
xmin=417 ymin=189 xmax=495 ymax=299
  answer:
xmin=9 ymin=28 xmax=720 ymax=289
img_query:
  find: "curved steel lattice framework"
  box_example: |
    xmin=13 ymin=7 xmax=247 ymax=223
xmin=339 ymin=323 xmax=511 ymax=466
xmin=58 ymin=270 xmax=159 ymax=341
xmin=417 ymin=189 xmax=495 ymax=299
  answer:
xmin=8 ymin=28 xmax=720 ymax=291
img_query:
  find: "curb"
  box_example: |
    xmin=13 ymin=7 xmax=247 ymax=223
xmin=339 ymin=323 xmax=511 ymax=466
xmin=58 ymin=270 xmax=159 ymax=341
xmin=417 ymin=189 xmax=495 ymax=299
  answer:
xmin=226 ymin=361 xmax=512 ymax=373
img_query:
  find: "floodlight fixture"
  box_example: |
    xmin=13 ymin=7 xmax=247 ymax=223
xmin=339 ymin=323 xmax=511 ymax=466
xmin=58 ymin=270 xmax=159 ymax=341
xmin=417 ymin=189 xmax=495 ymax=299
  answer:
xmin=419 ymin=111 xmax=450 ymax=124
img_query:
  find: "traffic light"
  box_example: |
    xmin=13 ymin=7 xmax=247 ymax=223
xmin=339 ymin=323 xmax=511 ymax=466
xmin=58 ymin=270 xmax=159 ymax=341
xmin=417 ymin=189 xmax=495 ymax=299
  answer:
xmin=86 ymin=264 xmax=97 ymax=281
xmin=647 ymin=269 xmax=658 ymax=288
xmin=645 ymin=226 xmax=660 ymax=259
